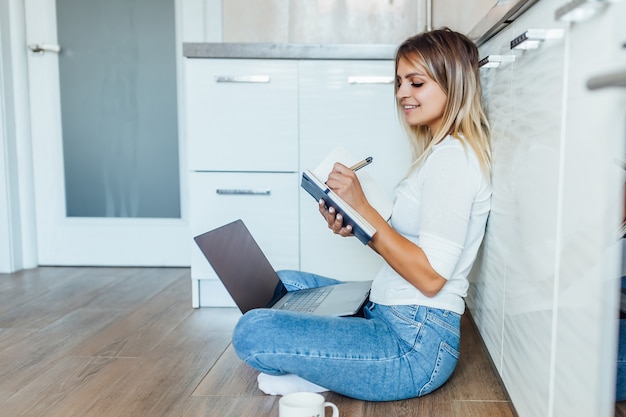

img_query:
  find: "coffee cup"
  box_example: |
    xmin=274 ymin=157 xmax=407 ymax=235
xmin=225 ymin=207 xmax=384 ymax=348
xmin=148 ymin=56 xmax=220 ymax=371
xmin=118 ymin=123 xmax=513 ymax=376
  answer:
xmin=279 ymin=392 xmax=339 ymax=417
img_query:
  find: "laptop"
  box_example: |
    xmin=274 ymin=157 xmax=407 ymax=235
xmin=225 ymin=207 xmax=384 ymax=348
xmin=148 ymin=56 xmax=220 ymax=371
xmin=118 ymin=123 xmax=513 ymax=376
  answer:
xmin=193 ymin=219 xmax=372 ymax=316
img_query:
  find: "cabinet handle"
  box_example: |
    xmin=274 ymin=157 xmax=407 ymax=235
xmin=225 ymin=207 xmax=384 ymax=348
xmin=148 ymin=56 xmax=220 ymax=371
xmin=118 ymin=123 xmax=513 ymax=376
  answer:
xmin=510 ymin=29 xmax=564 ymax=50
xmin=215 ymin=75 xmax=271 ymax=83
xmin=348 ymin=76 xmax=394 ymax=84
xmin=587 ymin=69 xmax=626 ymax=90
xmin=216 ymin=188 xmax=271 ymax=196
xmin=479 ymin=54 xmax=516 ymax=68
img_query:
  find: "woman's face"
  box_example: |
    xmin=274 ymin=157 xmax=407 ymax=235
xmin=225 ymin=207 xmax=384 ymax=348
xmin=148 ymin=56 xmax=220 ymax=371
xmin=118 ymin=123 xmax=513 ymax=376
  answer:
xmin=396 ymin=57 xmax=448 ymax=133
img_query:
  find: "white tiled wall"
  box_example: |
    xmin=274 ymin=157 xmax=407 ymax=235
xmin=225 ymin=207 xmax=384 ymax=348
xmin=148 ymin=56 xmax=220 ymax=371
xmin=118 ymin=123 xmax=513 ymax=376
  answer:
xmin=225 ymin=0 xmax=417 ymax=44
xmin=468 ymin=1 xmax=626 ymax=416
xmin=431 ymin=0 xmax=495 ymax=36
xmin=181 ymin=0 xmax=494 ymax=43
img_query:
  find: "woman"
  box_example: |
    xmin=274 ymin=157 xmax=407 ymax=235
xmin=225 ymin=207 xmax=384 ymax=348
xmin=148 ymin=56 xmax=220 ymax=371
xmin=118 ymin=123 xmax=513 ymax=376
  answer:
xmin=232 ymin=27 xmax=492 ymax=401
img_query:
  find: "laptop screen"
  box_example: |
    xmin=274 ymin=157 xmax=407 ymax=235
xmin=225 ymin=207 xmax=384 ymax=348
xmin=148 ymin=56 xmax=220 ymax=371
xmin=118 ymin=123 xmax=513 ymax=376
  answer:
xmin=193 ymin=219 xmax=287 ymax=314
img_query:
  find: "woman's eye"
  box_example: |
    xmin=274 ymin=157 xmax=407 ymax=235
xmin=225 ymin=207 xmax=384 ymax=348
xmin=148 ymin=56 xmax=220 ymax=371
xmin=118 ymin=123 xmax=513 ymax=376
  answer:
xmin=411 ymin=82 xmax=424 ymax=88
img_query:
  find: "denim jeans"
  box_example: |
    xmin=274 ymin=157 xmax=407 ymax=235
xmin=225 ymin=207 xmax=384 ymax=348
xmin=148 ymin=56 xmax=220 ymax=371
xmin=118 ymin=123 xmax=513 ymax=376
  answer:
xmin=232 ymin=270 xmax=461 ymax=401
xmin=617 ymin=318 xmax=626 ymax=402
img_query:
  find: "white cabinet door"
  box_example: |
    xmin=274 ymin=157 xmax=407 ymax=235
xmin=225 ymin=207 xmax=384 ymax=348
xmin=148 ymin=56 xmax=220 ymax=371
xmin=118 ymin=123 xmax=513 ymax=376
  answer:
xmin=298 ymin=60 xmax=411 ymax=281
xmin=189 ymin=171 xmax=299 ymax=306
xmin=190 ymin=172 xmax=300 ymax=276
xmin=185 ymin=59 xmax=298 ymax=172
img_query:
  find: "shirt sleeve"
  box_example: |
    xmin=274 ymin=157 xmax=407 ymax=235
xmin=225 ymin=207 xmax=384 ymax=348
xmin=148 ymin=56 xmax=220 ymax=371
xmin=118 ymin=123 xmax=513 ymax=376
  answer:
xmin=417 ymin=146 xmax=477 ymax=279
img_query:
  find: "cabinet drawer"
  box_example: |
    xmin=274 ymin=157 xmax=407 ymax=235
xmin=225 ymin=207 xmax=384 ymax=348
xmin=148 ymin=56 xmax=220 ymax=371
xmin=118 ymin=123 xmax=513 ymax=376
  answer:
xmin=185 ymin=59 xmax=298 ymax=172
xmin=190 ymin=172 xmax=299 ymax=279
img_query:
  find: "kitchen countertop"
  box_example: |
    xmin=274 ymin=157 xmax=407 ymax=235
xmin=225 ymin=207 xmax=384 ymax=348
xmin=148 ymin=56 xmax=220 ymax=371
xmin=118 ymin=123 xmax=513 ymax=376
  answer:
xmin=183 ymin=0 xmax=538 ymax=59
xmin=183 ymin=42 xmax=398 ymax=60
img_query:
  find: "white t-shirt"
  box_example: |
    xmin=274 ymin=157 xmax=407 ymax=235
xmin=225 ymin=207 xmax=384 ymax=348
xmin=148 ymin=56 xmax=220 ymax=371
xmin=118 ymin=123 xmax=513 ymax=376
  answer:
xmin=369 ymin=135 xmax=492 ymax=314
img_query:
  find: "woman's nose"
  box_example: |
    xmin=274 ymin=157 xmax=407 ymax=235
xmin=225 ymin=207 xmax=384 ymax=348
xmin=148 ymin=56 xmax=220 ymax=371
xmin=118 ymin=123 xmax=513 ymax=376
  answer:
xmin=396 ymin=81 xmax=409 ymax=98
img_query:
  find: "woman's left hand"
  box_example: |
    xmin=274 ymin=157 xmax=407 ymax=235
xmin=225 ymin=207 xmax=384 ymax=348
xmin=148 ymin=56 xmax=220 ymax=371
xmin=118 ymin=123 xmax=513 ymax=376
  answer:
xmin=318 ymin=162 xmax=369 ymax=237
xmin=318 ymin=199 xmax=354 ymax=237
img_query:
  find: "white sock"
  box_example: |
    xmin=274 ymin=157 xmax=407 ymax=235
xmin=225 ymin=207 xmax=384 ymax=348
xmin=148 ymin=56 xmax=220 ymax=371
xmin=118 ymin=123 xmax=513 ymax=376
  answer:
xmin=256 ymin=373 xmax=329 ymax=396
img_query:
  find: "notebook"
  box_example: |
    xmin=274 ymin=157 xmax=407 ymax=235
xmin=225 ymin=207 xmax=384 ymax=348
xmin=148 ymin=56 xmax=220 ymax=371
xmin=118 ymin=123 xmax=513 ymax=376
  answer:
xmin=193 ymin=219 xmax=372 ymax=316
xmin=301 ymin=146 xmax=394 ymax=245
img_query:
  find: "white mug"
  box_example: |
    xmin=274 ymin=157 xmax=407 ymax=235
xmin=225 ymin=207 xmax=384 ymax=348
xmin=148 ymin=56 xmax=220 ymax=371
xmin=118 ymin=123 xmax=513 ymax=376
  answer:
xmin=279 ymin=392 xmax=339 ymax=417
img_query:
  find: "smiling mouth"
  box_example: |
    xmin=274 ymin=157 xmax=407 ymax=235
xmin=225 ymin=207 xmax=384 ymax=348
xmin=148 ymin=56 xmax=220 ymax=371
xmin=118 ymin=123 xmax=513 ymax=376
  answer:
xmin=404 ymin=105 xmax=418 ymax=110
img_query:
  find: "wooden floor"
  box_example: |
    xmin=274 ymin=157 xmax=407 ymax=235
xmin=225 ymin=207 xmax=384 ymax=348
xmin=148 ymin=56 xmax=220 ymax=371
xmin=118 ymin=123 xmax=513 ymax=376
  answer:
xmin=0 ymin=266 xmax=518 ymax=417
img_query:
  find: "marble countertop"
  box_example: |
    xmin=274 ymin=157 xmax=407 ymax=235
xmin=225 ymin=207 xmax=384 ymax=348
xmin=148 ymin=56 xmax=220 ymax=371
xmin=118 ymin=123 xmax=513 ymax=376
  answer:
xmin=183 ymin=43 xmax=398 ymax=60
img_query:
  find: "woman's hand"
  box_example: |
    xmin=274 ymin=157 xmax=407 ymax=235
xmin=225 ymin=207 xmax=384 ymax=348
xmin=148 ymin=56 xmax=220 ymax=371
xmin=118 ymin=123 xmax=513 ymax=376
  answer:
xmin=318 ymin=164 xmax=446 ymax=296
xmin=326 ymin=162 xmax=368 ymax=212
xmin=317 ymin=162 xmax=369 ymax=237
xmin=318 ymin=199 xmax=354 ymax=237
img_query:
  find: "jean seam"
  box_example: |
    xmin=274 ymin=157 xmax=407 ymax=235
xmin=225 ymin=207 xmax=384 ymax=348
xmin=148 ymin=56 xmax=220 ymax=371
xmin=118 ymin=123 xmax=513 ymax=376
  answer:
xmin=426 ymin=313 xmax=460 ymax=337
xmin=387 ymin=305 xmax=424 ymax=350
xmin=418 ymin=340 xmax=459 ymax=396
xmin=389 ymin=305 xmax=420 ymax=325
xmin=245 ymin=350 xmax=412 ymax=366
xmin=280 ymin=280 xmax=309 ymax=291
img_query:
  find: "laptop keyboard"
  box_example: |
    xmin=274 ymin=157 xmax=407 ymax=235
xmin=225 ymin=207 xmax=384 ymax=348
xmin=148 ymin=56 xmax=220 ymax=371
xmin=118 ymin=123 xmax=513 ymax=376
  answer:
xmin=279 ymin=287 xmax=333 ymax=313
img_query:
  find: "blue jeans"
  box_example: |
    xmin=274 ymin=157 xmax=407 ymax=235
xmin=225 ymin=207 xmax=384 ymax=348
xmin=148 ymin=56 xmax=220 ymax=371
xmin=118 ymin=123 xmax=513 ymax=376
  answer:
xmin=232 ymin=270 xmax=461 ymax=401
xmin=617 ymin=318 xmax=626 ymax=402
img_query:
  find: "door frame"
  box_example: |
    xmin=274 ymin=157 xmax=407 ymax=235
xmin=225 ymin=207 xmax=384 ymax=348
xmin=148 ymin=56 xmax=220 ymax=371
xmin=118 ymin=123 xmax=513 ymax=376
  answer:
xmin=0 ymin=0 xmax=38 ymax=273
xmin=1 ymin=0 xmax=224 ymax=271
xmin=25 ymin=0 xmax=196 ymax=267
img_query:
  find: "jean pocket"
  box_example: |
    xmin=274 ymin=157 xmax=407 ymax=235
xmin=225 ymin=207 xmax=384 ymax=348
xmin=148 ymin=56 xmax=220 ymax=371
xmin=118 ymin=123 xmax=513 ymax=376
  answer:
xmin=388 ymin=305 xmax=423 ymax=348
xmin=418 ymin=341 xmax=459 ymax=396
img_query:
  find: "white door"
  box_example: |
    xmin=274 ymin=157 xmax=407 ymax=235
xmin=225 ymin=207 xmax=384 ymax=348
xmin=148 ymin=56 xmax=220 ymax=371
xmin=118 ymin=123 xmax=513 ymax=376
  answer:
xmin=24 ymin=0 xmax=189 ymax=266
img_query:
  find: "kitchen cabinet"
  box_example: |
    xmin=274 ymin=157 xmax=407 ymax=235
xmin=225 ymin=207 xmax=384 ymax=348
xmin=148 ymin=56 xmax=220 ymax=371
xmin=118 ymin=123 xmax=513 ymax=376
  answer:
xmin=189 ymin=172 xmax=300 ymax=306
xmin=475 ymin=20 xmax=568 ymax=417
xmin=298 ymin=60 xmax=410 ymax=281
xmin=186 ymin=59 xmax=298 ymax=172
xmin=186 ymin=58 xmax=300 ymax=307
xmin=184 ymin=52 xmax=410 ymax=307
xmin=467 ymin=0 xmax=626 ymax=416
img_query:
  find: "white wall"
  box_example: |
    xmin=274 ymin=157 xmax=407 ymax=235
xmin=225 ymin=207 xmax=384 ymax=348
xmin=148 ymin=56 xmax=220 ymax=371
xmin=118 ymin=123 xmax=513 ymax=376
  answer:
xmin=467 ymin=1 xmax=626 ymax=416
xmin=432 ymin=0 xmax=495 ymax=35
xmin=0 ymin=1 xmax=13 ymax=272
xmin=182 ymin=0 xmax=494 ymax=44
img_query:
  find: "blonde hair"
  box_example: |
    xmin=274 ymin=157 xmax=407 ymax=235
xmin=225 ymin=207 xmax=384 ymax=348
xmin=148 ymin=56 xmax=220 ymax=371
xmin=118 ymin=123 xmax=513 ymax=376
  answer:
xmin=395 ymin=27 xmax=491 ymax=177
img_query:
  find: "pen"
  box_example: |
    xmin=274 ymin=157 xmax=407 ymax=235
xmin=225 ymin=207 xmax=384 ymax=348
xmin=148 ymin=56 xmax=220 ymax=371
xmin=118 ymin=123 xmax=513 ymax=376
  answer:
xmin=349 ymin=157 xmax=373 ymax=172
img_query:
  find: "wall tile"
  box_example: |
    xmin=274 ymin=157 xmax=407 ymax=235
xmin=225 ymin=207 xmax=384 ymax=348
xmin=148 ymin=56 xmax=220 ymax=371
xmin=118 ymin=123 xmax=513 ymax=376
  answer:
xmin=288 ymin=0 xmax=416 ymax=44
xmin=219 ymin=0 xmax=494 ymax=44
xmin=467 ymin=54 xmax=516 ymax=374
xmin=432 ymin=0 xmax=494 ymax=35
xmin=223 ymin=0 xmax=289 ymax=42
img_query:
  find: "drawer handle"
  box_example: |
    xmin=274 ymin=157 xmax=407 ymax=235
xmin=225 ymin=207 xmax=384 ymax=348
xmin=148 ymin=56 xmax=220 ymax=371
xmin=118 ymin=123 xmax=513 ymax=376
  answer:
xmin=510 ymin=29 xmax=564 ymax=50
xmin=215 ymin=75 xmax=271 ymax=83
xmin=478 ymin=54 xmax=516 ymax=68
xmin=348 ymin=76 xmax=394 ymax=84
xmin=216 ymin=189 xmax=271 ymax=196
xmin=587 ymin=69 xmax=626 ymax=90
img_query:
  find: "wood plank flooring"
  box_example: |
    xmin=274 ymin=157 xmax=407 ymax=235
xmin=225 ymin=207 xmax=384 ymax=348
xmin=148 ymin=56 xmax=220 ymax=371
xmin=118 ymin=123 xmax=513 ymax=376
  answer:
xmin=0 ymin=266 xmax=517 ymax=417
